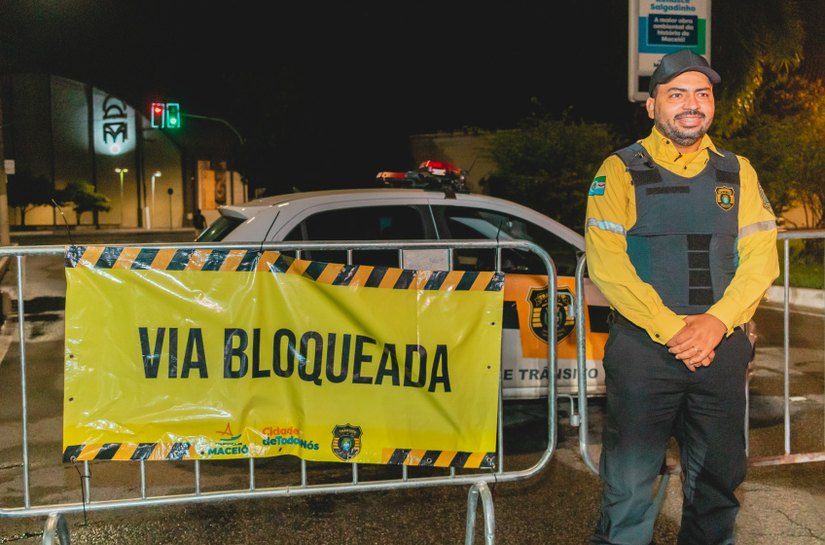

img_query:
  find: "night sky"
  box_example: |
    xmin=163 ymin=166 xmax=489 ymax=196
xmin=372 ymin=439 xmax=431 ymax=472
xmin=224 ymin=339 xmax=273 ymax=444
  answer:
xmin=0 ymin=1 xmax=643 ymax=192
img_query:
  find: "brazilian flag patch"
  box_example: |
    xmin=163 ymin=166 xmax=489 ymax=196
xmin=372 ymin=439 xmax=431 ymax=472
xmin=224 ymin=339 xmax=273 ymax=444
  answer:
xmin=588 ymin=175 xmax=606 ymax=196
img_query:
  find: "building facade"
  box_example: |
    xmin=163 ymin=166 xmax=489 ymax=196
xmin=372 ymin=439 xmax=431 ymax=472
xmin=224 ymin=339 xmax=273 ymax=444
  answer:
xmin=1 ymin=73 xmax=245 ymax=230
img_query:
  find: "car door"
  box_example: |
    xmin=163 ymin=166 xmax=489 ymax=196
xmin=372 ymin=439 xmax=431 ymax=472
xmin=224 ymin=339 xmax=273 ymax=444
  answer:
xmin=430 ymin=203 xmax=608 ymax=399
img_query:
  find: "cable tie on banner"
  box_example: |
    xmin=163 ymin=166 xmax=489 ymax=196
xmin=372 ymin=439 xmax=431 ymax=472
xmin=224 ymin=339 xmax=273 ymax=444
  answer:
xmin=71 ymin=457 xmax=91 ymax=526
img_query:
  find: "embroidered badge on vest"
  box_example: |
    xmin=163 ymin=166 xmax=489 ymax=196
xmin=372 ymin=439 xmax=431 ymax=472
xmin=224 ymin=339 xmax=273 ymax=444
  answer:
xmin=588 ymin=175 xmax=606 ymax=196
xmin=715 ymin=186 xmax=735 ymax=211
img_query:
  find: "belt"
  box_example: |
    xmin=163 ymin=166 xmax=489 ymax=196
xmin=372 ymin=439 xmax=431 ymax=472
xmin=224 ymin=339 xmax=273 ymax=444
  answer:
xmin=607 ymin=309 xmax=643 ymax=331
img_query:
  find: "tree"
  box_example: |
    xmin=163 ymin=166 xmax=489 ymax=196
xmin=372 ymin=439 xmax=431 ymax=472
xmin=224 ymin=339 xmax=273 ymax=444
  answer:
xmin=720 ymin=76 xmax=824 ymax=221
xmin=6 ymin=170 xmax=54 ymax=226
xmin=712 ymin=0 xmax=805 ymax=137
xmin=483 ymin=108 xmax=618 ymax=232
xmin=55 ymin=181 xmax=111 ymax=226
xmin=719 ymin=76 xmax=825 ymax=262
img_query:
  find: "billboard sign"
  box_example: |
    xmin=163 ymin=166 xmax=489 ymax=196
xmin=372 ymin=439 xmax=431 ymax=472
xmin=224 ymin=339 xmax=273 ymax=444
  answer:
xmin=628 ymin=0 xmax=711 ymax=102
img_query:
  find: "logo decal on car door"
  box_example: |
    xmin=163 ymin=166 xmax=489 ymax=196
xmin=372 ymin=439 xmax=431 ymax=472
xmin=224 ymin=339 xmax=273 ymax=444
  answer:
xmin=527 ymin=286 xmax=575 ymax=343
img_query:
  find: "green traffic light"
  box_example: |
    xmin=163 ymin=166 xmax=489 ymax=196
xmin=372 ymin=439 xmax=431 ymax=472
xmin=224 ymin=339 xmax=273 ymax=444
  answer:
xmin=166 ymin=103 xmax=181 ymax=129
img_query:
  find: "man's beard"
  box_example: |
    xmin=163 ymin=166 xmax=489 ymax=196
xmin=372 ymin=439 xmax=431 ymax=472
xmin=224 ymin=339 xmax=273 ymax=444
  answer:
xmin=655 ymin=110 xmax=711 ymax=147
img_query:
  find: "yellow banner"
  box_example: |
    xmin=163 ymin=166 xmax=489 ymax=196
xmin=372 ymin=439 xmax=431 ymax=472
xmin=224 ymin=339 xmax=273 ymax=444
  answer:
xmin=63 ymin=246 xmax=504 ymax=468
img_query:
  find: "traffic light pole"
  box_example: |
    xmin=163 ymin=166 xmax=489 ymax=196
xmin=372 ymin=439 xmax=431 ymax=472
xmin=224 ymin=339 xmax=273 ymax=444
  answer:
xmin=182 ymin=112 xmax=247 ymax=207
xmin=181 ymin=113 xmax=245 ymax=145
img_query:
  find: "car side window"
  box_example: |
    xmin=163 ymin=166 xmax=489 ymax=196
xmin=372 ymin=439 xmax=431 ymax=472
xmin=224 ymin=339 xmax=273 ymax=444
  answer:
xmin=433 ymin=205 xmax=579 ymax=276
xmin=283 ymin=205 xmax=429 ymax=266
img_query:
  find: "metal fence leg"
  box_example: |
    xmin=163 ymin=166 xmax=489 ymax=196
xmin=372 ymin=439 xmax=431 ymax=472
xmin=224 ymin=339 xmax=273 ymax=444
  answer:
xmin=465 ymin=480 xmax=495 ymax=545
xmin=41 ymin=512 xmax=71 ymax=545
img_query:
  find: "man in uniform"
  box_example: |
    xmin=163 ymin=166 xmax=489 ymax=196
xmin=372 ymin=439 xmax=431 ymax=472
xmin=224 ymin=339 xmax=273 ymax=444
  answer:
xmin=584 ymin=49 xmax=779 ymax=544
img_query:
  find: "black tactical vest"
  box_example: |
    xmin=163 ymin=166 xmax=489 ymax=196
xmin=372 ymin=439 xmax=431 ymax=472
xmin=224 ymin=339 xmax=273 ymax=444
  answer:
xmin=614 ymin=142 xmax=741 ymax=314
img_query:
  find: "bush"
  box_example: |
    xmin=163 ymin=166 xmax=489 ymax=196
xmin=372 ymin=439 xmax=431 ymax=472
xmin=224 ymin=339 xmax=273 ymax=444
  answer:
xmin=484 ymin=110 xmax=618 ymax=233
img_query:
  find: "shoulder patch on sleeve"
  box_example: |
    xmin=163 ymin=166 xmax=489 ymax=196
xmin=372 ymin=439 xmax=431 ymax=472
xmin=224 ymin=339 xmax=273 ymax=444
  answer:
xmin=588 ymin=175 xmax=606 ymax=196
xmin=757 ymin=181 xmax=774 ymax=214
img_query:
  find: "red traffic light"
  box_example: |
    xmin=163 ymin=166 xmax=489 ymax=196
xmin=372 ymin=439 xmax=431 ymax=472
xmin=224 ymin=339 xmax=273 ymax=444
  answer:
xmin=150 ymin=102 xmax=165 ymax=128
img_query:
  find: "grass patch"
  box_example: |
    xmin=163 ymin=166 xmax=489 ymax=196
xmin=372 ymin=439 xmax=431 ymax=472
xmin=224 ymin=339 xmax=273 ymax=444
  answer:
xmin=775 ymin=262 xmax=824 ymax=289
xmin=775 ymin=239 xmax=824 ymax=289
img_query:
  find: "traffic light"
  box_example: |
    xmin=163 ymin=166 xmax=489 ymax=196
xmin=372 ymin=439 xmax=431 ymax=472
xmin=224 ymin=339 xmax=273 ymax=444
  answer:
xmin=166 ymin=103 xmax=181 ymax=129
xmin=150 ymin=102 xmax=165 ymax=128
xmin=149 ymin=102 xmax=182 ymax=128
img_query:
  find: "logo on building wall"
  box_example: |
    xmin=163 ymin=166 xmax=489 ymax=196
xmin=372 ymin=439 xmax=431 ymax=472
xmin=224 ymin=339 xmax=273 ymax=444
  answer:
xmin=102 ymin=96 xmax=129 ymax=153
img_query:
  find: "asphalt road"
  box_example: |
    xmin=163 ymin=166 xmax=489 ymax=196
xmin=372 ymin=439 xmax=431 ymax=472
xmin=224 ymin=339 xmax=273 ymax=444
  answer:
xmin=0 ymin=231 xmax=823 ymax=544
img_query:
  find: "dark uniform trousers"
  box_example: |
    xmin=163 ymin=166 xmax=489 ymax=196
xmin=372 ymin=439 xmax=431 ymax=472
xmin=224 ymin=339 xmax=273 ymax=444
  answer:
xmin=590 ymin=315 xmax=752 ymax=545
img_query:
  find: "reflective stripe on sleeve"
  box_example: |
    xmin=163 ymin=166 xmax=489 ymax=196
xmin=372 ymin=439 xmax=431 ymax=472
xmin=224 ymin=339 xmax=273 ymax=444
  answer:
xmin=738 ymin=220 xmax=776 ymax=238
xmin=586 ymin=218 xmax=627 ymax=236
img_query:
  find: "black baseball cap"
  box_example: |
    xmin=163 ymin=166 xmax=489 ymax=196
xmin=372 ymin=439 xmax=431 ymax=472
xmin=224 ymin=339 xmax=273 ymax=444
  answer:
xmin=648 ymin=49 xmax=720 ymax=95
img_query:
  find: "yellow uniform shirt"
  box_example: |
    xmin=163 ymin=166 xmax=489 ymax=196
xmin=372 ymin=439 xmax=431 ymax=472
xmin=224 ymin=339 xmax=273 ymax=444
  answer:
xmin=584 ymin=127 xmax=779 ymax=345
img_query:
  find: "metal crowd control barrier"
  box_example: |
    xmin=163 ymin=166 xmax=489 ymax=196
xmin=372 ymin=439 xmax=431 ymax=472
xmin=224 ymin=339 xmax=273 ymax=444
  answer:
xmin=749 ymin=229 xmax=825 ymax=466
xmin=41 ymin=512 xmax=70 ymax=545
xmin=0 ymin=239 xmax=558 ymax=544
xmin=573 ymin=229 xmax=825 ymax=479
xmin=570 ymin=254 xmax=683 ymax=511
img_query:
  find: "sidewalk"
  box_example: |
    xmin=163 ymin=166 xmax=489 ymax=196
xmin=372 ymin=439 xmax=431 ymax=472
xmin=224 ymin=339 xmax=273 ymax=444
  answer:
xmin=6 ymin=226 xmax=198 ymax=245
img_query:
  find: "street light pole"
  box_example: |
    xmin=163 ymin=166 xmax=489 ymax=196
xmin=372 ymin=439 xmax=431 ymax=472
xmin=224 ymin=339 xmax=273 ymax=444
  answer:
xmin=115 ymin=167 xmax=128 ymax=226
xmin=167 ymin=187 xmax=174 ymax=228
xmin=0 ymin=93 xmax=10 ymax=246
xmin=148 ymin=170 xmax=160 ymax=229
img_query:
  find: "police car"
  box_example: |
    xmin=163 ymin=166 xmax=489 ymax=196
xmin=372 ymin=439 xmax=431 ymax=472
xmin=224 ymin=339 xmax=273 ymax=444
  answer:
xmin=196 ymin=161 xmax=754 ymax=400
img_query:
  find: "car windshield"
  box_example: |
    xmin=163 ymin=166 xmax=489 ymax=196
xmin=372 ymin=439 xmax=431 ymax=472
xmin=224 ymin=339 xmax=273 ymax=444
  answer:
xmin=196 ymin=215 xmax=244 ymax=242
